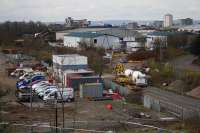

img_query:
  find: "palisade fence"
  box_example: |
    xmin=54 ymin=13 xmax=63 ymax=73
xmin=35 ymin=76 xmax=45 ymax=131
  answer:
xmin=144 ymin=87 xmax=200 ymax=120
xmin=103 ymin=79 xmax=130 ymax=96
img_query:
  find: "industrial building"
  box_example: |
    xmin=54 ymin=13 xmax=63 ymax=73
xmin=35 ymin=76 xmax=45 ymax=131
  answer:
xmin=98 ymin=28 xmax=145 ymax=52
xmin=164 ymin=14 xmax=173 ymax=28
xmin=176 ymin=18 xmax=193 ymax=26
xmin=56 ymin=28 xmax=145 ymax=52
xmin=146 ymin=32 xmax=169 ymax=50
xmin=53 ymin=54 xmax=88 ymax=78
xmin=52 ymin=54 xmax=104 ymax=97
xmin=64 ymin=32 xmax=121 ymax=49
xmin=56 ymin=28 xmax=108 ymax=41
xmin=65 ymin=17 xmax=90 ymax=28
xmin=178 ymin=24 xmax=200 ymax=33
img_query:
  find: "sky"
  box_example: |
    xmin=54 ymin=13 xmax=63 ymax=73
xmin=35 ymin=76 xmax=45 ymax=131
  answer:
xmin=0 ymin=0 xmax=200 ymax=22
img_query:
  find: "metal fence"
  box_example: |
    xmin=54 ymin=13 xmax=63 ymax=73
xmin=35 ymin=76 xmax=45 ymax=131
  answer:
xmin=0 ymin=122 xmax=107 ymax=133
xmin=0 ymin=120 xmax=177 ymax=133
xmin=103 ymin=79 xmax=130 ymax=96
xmin=144 ymin=88 xmax=200 ymax=120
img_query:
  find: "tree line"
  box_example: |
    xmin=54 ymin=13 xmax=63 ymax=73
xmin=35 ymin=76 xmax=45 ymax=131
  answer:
xmin=0 ymin=21 xmax=47 ymax=44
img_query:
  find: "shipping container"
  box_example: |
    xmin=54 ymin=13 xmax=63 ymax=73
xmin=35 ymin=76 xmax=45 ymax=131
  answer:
xmin=80 ymin=83 xmax=103 ymax=98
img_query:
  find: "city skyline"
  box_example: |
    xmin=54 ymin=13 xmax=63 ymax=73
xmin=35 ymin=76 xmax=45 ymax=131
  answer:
xmin=0 ymin=0 xmax=200 ymax=22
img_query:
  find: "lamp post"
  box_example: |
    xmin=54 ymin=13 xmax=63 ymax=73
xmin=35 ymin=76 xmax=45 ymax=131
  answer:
xmin=61 ymin=57 xmax=65 ymax=129
xmin=55 ymin=92 xmax=58 ymax=133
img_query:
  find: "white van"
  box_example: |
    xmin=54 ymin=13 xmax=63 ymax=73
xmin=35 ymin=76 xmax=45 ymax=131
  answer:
xmin=43 ymin=88 xmax=74 ymax=102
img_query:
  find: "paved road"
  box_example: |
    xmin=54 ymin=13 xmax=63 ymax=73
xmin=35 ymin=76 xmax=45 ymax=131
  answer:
xmin=170 ymin=55 xmax=200 ymax=72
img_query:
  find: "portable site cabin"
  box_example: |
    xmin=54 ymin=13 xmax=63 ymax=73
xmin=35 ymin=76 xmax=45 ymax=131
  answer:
xmin=53 ymin=54 xmax=88 ymax=79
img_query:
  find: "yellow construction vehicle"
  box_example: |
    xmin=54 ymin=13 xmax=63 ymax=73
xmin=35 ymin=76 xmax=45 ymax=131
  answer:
xmin=114 ymin=75 xmax=129 ymax=85
xmin=113 ymin=64 xmax=129 ymax=85
xmin=114 ymin=63 xmax=125 ymax=75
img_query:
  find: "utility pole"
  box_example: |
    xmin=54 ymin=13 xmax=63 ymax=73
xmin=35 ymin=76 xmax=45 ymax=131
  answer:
xmin=61 ymin=57 xmax=65 ymax=130
xmin=55 ymin=93 xmax=58 ymax=133
xmin=30 ymin=79 xmax=33 ymax=133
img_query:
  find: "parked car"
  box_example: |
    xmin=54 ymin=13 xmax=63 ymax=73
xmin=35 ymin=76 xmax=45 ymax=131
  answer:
xmin=11 ymin=68 xmax=33 ymax=77
xmin=32 ymin=81 xmax=50 ymax=90
xmin=34 ymin=85 xmax=53 ymax=93
xmin=43 ymin=88 xmax=74 ymax=102
xmin=38 ymin=87 xmax=58 ymax=98
xmin=16 ymin=75 xmax=45 ymax=88
xmin=19 ymin=71 xmax=45 ymax=80
xmin=15 ymin=87 xmax=32 ymax=101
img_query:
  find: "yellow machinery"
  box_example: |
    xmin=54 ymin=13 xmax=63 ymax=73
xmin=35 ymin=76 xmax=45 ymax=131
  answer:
xmin=115 ymin=75 xmax=129 ymax=85
xmin=113 ymin=64 xmax=129 ymax=85
xmin=114 ymin=63 xmax=125 ymax=75
xmin=112 ymin=51 xmax=126 ymax=57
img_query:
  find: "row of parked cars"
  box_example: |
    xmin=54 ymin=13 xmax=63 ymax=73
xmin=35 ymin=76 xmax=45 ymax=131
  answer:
xmin=15 ymin=69 xmax=74 ymax=102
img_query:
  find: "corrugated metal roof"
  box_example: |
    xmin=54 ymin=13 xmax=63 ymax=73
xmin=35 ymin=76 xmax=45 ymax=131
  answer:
xmin=57 ymin=28 xmax=109 ymax=33
xmin=64 ymin=32 xmax=104 ymax=38
xmin=60 ymin=28 xmax=144 ymax=39
xmin=98 ymin=28 xmax=143 ymax=38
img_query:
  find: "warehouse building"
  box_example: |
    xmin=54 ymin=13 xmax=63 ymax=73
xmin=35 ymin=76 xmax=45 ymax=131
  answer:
xmin=64 ymin=32 xmax=121 ymax=49
xmin=56 ymin=28 xmax=108 ymax=41
xmin=98 ymin=28 xmax=145 ymax=52
xmin=57 ymin=28 xmax=145 ymax=51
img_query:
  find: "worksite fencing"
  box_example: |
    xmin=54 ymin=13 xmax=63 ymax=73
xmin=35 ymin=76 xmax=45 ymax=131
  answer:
xmin=144 ymin=88 xmax=200 ymax=120
xmin=0 ymin=122 xmax=108 ymax=133
xmin=103 ymin=79 xmax=130 ymax=96
xmin=0 ymin=121 xmax=177 ymax=133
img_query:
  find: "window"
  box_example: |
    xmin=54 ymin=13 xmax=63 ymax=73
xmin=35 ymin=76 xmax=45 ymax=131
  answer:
xmin=94 ymin=39 xmax=97 ymax=44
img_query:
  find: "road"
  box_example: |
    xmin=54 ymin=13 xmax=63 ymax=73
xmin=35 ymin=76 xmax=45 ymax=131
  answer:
xmin=170 ymin=54 xmax=200 ymax=72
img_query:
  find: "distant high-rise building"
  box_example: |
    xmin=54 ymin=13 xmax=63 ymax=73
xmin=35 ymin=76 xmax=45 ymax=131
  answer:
xmin=164 ymin=14 xmax=173 ymax=28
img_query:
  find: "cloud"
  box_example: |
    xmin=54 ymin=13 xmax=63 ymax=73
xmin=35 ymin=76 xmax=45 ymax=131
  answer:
xmin=0 ymin=0 xmax=199 ymax=21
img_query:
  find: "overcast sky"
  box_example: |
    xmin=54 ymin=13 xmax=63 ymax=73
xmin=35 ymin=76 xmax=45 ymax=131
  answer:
xmin=0 ymin=0 xmax=200 ymax=22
